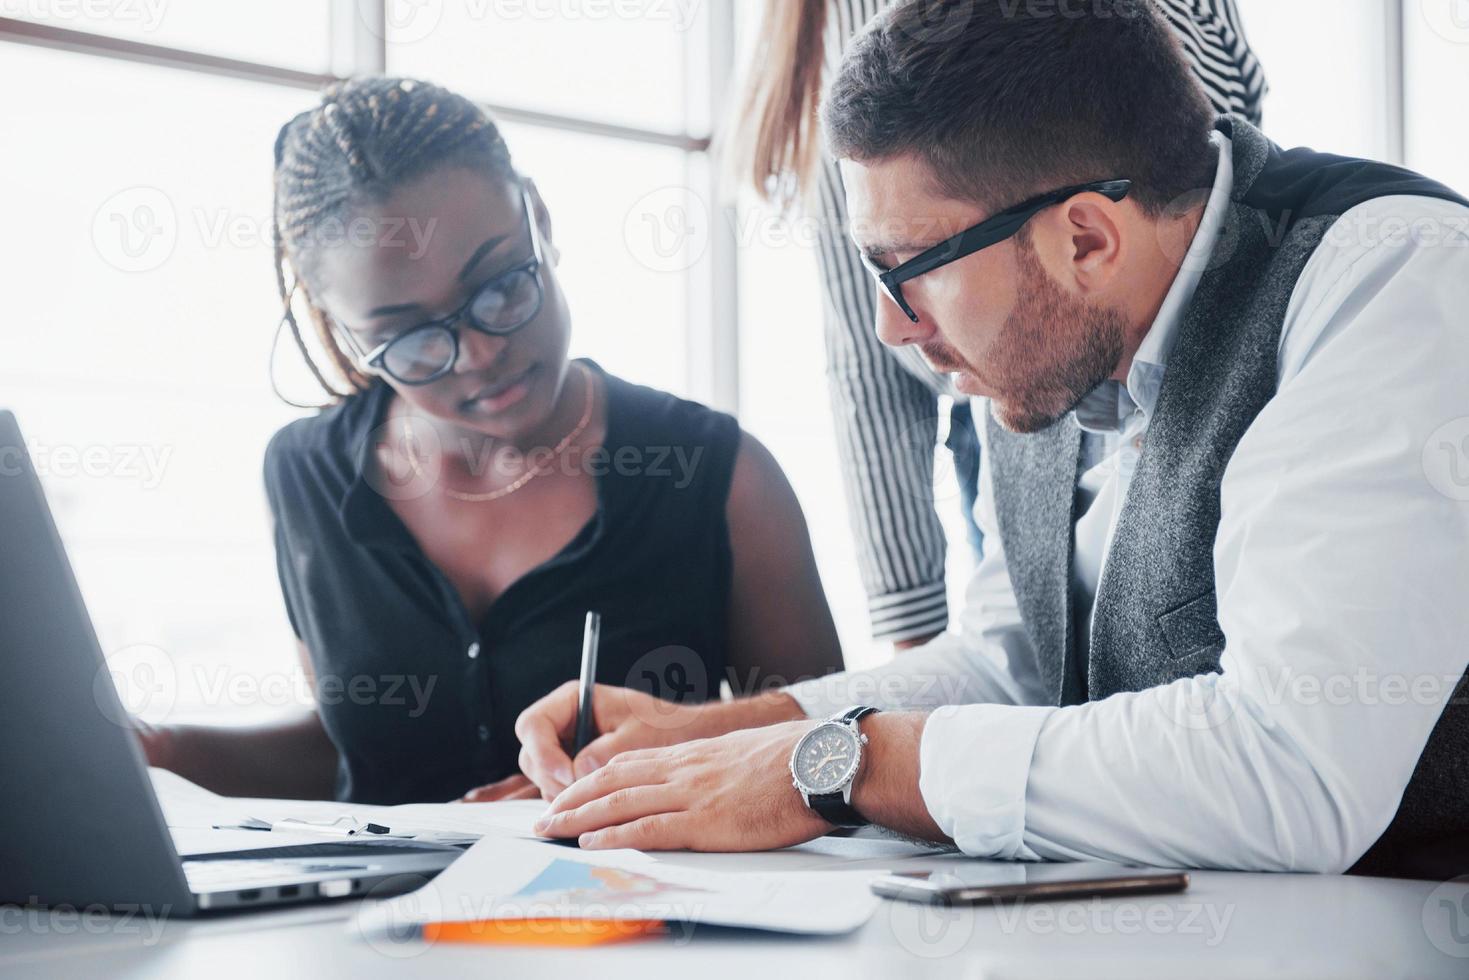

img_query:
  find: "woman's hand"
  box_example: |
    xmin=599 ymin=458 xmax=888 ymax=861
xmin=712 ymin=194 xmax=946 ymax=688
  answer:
xmin=131 ymin=717 xmax=178 ymax=770
xmin=460 ymin=773 xmax=543 ymax=802
xmin=514 ymin=681 xmax=713 ymax=800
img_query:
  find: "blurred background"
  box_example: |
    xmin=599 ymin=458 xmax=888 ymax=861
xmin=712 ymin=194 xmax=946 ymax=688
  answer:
xmin=2 ymin=0 xmax=1466 ymax=724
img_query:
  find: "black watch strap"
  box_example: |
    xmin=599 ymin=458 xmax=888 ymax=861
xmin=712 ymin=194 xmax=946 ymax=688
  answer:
xmin=809 ymin=706 xmax=881 ymax=829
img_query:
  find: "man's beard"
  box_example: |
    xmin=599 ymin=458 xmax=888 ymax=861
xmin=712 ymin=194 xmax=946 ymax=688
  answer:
xmin=934 ymin=240 xmax=1128 ymax=435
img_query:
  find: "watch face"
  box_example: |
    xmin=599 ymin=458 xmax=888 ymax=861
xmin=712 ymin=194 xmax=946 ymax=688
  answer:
xmin=792 ymin=723 xmax=859 ymax=794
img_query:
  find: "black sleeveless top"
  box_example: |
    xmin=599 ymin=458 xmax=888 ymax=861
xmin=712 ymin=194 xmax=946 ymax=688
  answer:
xmin=263 ymin=361 xmax=741 ymax=804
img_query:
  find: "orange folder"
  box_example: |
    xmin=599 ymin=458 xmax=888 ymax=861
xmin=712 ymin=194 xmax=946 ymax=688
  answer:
xmin=423 ymin=918 xmax=667 ymax=948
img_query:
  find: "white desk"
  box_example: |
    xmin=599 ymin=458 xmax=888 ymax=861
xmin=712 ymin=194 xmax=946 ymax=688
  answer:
xmin=4 ymin=837 xmax=1467 ymax=980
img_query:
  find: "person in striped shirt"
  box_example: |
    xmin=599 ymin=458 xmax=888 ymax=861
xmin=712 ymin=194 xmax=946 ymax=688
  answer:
xmin=728 ymin=0 xmax=1267 ymax=650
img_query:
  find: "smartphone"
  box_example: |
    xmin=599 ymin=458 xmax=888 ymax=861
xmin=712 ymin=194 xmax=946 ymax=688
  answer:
xmin=870 ymin=861 xmax=1189 ymax=906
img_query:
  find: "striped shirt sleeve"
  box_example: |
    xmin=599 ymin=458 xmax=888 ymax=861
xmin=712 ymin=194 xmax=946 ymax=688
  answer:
xmin=816 ymin=0 xmax=1268 ymax=643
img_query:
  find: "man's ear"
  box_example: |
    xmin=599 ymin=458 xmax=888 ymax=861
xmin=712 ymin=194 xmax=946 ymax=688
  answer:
xmin=1045 ymin=194 xmax=1124 ymax=295
xmin=524 ymin=177 xmax=561 ymax=266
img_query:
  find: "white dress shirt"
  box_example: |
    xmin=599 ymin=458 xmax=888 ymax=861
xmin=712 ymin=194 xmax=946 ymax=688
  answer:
xmin=788 ymin=135 xmax=1469 ymax=872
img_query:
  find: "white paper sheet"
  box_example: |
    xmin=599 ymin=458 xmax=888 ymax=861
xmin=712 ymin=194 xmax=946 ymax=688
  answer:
xmin=355 ymin=836 xmax=883 ymax=936
xmin=149 ymin=768 xmax=550 ymax=850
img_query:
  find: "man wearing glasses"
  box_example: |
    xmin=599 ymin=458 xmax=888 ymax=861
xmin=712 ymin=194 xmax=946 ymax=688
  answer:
xmin=516 ymin=1 xmax=1469 ymax=878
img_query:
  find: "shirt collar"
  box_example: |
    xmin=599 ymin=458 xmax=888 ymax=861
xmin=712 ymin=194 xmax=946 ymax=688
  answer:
xmin=339 ymin=380 xmax=411 ymax=549
xmin=1074 ymin=129 xmax=1235 ymax=433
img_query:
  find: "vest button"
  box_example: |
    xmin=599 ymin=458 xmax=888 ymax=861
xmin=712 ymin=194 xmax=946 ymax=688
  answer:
xmin=476 ymin=724 xmax=490 ymax=742
xmin=467 ymin=641 xmax=481 ymax=660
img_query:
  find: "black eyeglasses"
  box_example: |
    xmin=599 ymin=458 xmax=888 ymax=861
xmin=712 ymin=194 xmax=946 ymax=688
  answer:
xmin=859 ymin=179 xmax=1132 ymax=323
xmin=339 ymin=183 xmax=546 ymax=386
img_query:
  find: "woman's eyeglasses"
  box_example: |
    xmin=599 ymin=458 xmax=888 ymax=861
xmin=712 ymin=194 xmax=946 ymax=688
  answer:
xmin=860 ymin=179 xmax=1132 ymax=323
xmin=340 ymin=183 xmax=546 ymax=386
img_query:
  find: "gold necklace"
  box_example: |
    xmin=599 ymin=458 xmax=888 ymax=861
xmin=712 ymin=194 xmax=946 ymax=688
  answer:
xmin=404 ymin=362 xmax=597 ymax=503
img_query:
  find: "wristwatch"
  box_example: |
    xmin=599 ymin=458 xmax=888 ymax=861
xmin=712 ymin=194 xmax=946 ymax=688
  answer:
xmin=789 ymin=706 xmax=881 ymax=828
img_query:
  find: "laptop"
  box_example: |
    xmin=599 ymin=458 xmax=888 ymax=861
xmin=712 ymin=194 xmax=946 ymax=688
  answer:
xmin=0 ymin=410 xmax=461 ymax=914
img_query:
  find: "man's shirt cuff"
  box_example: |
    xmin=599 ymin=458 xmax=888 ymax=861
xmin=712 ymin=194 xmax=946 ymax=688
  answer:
xmin=918 ymin=703 xmax=1055 ymax=860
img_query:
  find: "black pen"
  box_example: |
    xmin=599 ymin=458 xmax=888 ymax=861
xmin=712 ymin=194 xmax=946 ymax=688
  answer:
xmin=573 ymin=611 xmax=602 ymax=755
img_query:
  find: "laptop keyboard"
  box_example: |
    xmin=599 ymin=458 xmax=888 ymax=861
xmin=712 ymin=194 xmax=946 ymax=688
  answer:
xmin=183 ymin=841 xmax=454 ymax=862
xmin=183 ymin=860 xmax=362 ymax=886
xmin=182 ymin=841 xmax=460 ymax=891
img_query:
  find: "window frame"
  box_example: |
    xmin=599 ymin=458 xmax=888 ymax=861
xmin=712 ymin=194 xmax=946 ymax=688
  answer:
xmin=0 ymin=0 xmax=741 ymax=412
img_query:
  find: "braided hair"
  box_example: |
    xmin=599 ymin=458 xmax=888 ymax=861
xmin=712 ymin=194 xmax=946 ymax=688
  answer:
xmin=271 ymin=77 xmax=515 ymax=403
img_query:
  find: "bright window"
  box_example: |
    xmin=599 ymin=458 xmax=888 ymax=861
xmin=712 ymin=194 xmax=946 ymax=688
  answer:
xmin=0 ymin=5 xmax=738 ymax=722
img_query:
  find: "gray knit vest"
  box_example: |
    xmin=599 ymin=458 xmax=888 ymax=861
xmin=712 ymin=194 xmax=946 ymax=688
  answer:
xmin=984 ymin=116 xmax=1468 ymax=878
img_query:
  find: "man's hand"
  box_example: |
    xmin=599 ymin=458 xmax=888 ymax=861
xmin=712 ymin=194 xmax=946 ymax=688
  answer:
xmin=532 ymin=711 xmax=950 ymax=851
xmin=514 ymin=682 xmax=713 ymax=800
xmin=531 ymin=721 xmax=829 ymax=851
xmin=515 ymin=682 xmax=806 ymax=800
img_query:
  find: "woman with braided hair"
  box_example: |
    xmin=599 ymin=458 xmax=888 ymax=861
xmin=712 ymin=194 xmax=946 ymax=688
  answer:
xmin=136 ymin=77 xmax=842 ymax=805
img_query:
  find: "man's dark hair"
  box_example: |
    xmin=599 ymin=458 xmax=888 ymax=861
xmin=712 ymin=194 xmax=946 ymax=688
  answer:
xmin=822 ymin=0 xmax=1218 ymax=215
